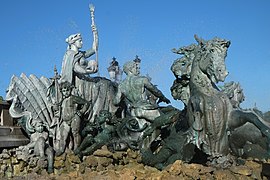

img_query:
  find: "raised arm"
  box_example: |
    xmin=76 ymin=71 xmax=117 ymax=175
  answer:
xmin=84 ymin=48 xmax=95 ymax=58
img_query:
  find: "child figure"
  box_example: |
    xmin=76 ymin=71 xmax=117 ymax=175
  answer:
xmin=54 ymin=81 xmax=90 ymax=156
xmin=18 ymin=119 xmax=54 ymax=173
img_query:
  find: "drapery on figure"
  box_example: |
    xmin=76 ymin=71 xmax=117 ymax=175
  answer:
xmin=58 ymin=28 xmax=118 ymax=123
xmin=60 ymin=25 xmax=98 ymax=85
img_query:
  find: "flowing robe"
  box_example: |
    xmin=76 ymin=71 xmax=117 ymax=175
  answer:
xmin=60 ymin=49 xmax=118 ymax=122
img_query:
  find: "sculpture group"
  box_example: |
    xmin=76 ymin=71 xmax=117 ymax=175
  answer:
xmin=3 ymin=4 xmax=270 ymax=173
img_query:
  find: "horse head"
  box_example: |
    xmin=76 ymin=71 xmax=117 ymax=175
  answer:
xmin=194 ymin=35 xmax=230 ymax=84
xmin=221 ymin=81 xmax=245 ymax=108
xmin=171 ymin=44 xmax=197 ymax=79
xmin=171 ymin=78 xmax=190 ymax=106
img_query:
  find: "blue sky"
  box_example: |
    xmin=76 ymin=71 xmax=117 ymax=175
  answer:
xmin=0 ymin=1 xmax=269 ymax=111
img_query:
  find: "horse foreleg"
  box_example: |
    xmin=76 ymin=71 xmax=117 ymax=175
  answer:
xmin=229 ymin=109 xmax=270 ymax=134
xmin=229 ymin=109 xmax=270 ymax=155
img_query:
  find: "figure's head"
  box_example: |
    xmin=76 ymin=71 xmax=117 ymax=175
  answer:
xmin=171 ymin=57 xmax=192 ymax=78
xmin=171 ymin=43 xmax=197 ymax=78
xmin=32 ymin=119 xmax=44 ymax=133
xmin=60 ymin=81 xmax=73 ymax=98
xmin=123 ymin=61 xmax=140 ymax=76
xmin=221 ymin=81 xmax=245 ymax=107
xmin=171 ymin=79 xmax=190 ymax=106
xmin=97 ymin=110 xmax=113 ymax=124
xmin=66 ymin=33 xmax=83 ymax=49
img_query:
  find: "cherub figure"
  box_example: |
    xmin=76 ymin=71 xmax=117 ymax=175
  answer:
xmin=18 ymin=119 xmax=54 ymax=173
xmin=54 ymin=81 xmax=91 ymax=156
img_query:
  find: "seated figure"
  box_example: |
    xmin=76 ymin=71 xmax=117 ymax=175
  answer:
xmin=17 ymin=119 xmax=54 ymax=173
xmin=114 ymin=60 xmax=170 ymax=125
xmin=113 ymin=60 xmax=171 ymax=148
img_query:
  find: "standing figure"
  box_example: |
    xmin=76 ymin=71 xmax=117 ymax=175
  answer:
xmin=55 ymin=82 xmax=91 ymax=156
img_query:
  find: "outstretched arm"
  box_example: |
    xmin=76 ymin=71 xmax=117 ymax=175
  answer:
xmin=144 ymin=78 xmax=170 ymax=104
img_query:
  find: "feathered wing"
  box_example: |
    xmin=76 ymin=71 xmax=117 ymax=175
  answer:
xmin=6 ymin=74 xmax=53 ymax=131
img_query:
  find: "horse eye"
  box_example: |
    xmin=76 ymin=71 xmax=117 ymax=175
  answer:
xmin=210 ymin=49 xmax=215 ymax=53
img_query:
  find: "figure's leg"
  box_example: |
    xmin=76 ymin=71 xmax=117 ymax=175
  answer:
xmin=34 ymin=137 xmax=46 ymax=158
xmin=142 ymin=109 xmax=180 ymax=139
xmin=68 ymin=136 xmax=74 ymax=150
xmin=74 ymin=135 xmax=94 ymax=155
xmin=45 ymin=145 xmax=54 ymax=173
xmin=131 ymin=108 xmax=161 ymax=149
xmin=71 ymin=115 xmax=81 ymax=150
xmin=229 ymin=109 xmax=270 ymax=136
xmin=140 ymin=109 xmax=181 ymax=149
xmin=141 ymin=146 xmax=173 ymax=168
xmin=81 ymin=138 xmax=104 ymax=156
xmin=55 ymin=122 xmax=70 ymax=156
xmin=141 ymin=129 xmax=161 ymax=149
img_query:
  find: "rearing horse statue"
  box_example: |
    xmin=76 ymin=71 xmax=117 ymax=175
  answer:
xmin=187 ymin=35 xmax=270 ymax=158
